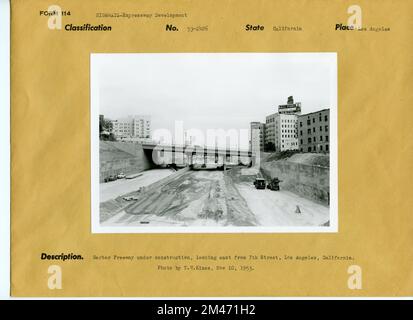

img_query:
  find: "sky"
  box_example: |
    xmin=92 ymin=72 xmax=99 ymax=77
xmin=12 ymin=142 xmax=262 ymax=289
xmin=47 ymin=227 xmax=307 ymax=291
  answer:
xmin=95 ymin=53 xmax=336 ymax=147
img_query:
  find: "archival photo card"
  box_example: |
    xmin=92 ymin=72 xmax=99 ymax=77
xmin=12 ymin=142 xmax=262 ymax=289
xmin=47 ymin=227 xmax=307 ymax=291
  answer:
xmin=91 ymin=53 xmax=337 ymax=233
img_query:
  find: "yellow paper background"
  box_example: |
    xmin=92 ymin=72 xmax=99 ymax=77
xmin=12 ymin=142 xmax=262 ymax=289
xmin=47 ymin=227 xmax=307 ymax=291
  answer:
xmin=10 ymin=0 xmax=413 ymax=296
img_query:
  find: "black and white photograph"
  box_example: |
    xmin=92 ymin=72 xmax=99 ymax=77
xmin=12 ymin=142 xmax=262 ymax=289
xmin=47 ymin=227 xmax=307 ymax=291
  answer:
xmin=91 ymin=53 xmax=337 ymax=233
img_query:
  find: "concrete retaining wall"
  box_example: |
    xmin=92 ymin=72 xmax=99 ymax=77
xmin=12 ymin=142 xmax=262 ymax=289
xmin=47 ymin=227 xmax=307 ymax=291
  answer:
xmin=261 ymin=161 xmax=329 ymax=204
xmin=100 ymin=141 xmax=154 ymax=182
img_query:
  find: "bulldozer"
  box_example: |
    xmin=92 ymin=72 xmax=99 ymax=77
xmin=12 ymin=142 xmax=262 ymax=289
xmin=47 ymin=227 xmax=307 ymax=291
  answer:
xmin=267 ymin=177 xmax=282 ymax=191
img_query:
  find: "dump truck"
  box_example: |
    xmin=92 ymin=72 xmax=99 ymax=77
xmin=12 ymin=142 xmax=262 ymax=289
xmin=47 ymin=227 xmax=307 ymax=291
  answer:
xmin=253 ymin=178 xmax=266 ymax=189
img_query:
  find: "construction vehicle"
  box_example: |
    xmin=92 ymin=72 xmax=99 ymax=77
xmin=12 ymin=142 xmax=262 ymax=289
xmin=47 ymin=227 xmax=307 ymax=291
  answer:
xmin=267 ymin=177 xmax=282 ymax=191
xmin=253 ymin=178 xmax=266 ymax=189
xmin=104 ymin=175 xmax=117 ymax=183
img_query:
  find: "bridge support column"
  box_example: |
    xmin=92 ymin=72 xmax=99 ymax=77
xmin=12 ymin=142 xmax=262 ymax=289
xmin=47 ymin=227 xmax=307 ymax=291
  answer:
xmin=171 ymin=146 xmax=175 ymax=165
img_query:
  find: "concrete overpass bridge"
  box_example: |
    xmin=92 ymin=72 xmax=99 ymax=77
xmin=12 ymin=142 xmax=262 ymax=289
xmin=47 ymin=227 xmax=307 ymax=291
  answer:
xmin=141 ymin=143 xmax=255 ymax=167
xmin=99 ymin=140 xmax=260 ymax=182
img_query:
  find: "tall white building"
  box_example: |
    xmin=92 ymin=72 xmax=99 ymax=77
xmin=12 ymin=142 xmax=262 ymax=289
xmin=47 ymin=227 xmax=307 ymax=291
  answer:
xmin=250 ymin=122 xmax=265 ymax=151
xmin=265 ymin=113 xmax=298 ymax=151
xmin=111 ymin=115 xmax=151 ymax=139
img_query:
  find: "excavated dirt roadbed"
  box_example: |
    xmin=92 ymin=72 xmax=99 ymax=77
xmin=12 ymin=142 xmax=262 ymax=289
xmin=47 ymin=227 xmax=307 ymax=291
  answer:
xmin=101 ymin=167 xmax=329 ymax=227
xmin=102 ymin=169 xmax=257 ymax=227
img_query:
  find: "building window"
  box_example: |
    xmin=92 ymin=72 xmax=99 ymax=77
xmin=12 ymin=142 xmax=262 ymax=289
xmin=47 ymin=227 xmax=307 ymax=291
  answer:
xmin=325 ymin=125 xmax=328 ymax=132
xmin=325 ymin=135 xmax=329 ymax=142
xmin=313 ymin=127 xmax=316 ymax=133
xmin=300 ymin=139 xmax=303 ymax=144
xmin=313 ymin=146 xmax=316 ymax=152
xmin=313 ymin=137 xmax=316 ymax=142
xmin=312 ymin=118 xmax=315 ymax=123
xmin=308 ymin=147 xmax=311 ymax=152
xmin=326 ymin=144 xmax=329 ymax=152
xmin=308 ymin=138 xmax=311 ymax=143
xmin=307 ymin=129 xmax=311 ymax=134
xmin=320 ymin=145 xmax=323 ymax=151
xmin=300 ymin=130 xmax=303 ymax=136
xmin=325 ymin=115 xmax=328 ymax=121
xmin=320 ymin=136 xmax=323 ymax=141
xmin=300 ymin=122 xmax=302 ymax=127
xmin=320 ymin=126 xmax=322 ymax=131
xmin=307 ymin=119 xmax=310 ymax=125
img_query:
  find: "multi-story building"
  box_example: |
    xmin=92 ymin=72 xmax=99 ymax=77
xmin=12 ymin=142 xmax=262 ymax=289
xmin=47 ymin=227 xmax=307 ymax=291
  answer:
xmin=265 ymin=113 xmax=298 ymax=152
xmin=111 ymin=115 xmax=151 ymax=139
xmin=250 ymin=97 xmax=302 ymax=152
xmin=264 ymin=113 xmax=276 ymax=147
xmin=298 ymin=109 xmax=330 ymax=153
xmin=278 ymin=96 xmax=301 ymax=115
xmin=250 ymin=122 xmax=265 ymax=151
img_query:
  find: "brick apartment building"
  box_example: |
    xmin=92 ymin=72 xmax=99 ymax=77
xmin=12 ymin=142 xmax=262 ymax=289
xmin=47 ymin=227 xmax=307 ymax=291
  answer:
xmin=298 ymin=109 xmax=330 ymax=153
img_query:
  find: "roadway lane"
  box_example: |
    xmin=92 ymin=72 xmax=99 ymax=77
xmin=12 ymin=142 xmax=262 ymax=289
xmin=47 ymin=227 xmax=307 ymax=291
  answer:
xmin=99 ymin=169 xmax=175 ymax=202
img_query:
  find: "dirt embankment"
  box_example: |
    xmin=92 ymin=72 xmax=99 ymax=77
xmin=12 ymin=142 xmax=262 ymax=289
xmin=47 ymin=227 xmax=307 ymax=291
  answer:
xmin=263 ymin=151 xmax=329 ymax=167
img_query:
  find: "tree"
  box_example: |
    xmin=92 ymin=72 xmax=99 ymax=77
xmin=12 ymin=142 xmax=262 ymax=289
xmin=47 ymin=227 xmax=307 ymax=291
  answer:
xmin=99 ymin=117 xmax=116 ymax=141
